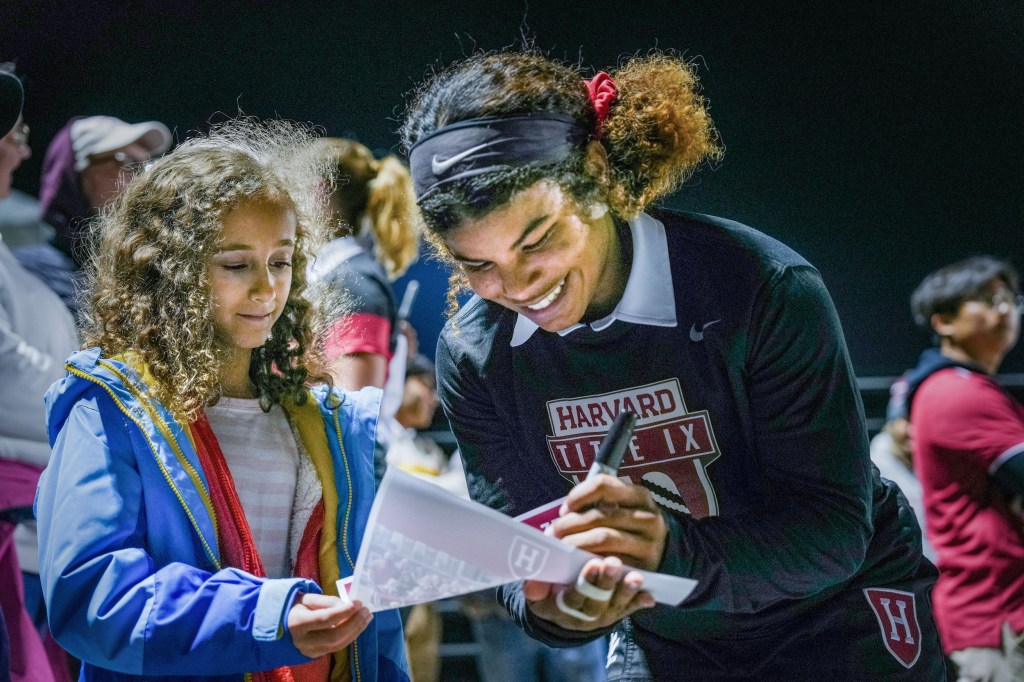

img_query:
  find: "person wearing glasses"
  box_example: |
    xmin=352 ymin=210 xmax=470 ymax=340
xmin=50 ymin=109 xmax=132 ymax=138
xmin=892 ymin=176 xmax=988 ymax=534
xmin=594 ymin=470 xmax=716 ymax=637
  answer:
xmin=14 ymin=115 xmax=171 ymax=321
xmin=1 ymin=62 xmax=79 ymax=682
xmin=904 ymin=255 xmax=1024 ymax=681
xmin=0 ymin=72 xmax=29 ymax=199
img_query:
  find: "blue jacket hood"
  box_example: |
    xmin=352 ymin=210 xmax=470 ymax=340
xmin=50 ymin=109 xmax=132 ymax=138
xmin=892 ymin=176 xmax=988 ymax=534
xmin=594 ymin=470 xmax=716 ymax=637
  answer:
xmin=46 ymin=347 xmax=122 ymax=445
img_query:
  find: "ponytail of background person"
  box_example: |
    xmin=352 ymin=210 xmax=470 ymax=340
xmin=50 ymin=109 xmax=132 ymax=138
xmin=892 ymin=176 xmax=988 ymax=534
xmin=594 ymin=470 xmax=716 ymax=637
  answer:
xmin=318 ymin=138 xmax=419 ymax=279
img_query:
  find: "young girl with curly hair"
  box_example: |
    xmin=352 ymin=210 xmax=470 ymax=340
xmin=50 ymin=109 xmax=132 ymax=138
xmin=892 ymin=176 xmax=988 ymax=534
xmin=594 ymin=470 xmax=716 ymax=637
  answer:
xmin=401 ymin=50 xmax=947 ymax=680
xmin=33 ymin=119 xmax=409 ymax=682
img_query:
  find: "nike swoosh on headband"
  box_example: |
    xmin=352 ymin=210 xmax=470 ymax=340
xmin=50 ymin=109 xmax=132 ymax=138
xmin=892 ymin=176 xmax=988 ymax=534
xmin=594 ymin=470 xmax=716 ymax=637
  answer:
xmin=431 ymin=143 xmax=492 ymax=175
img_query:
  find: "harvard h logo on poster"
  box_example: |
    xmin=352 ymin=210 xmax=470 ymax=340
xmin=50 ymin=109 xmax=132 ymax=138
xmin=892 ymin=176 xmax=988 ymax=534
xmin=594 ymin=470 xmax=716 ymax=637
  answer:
xmin=507 ymin=536 xmax=549 ymax=580
xmin=863 ymin=588 xmax=921 ymax=668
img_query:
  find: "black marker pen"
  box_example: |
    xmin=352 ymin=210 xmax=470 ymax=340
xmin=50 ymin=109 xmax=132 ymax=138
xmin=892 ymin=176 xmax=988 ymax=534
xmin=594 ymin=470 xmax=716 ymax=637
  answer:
xmin=586 ymin=410 xmax=637 ymax=479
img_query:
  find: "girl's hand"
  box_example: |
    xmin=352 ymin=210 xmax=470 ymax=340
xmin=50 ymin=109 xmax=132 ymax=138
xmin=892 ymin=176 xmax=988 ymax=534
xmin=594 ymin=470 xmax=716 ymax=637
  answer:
xmin=523 ymin=556 xmax=655 ymax=631
xmin=548 ymin=474 xmax=668 ymax=571
xmin=287 ymin=592 xmax=372 ymax=658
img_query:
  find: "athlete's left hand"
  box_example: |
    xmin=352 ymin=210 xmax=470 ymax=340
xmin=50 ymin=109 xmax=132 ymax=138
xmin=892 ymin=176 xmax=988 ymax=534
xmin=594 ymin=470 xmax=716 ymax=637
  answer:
xmin=546 ymin=473 xmax=668 ymax=571
xmin=523 ymin=555 xmax=654 ymax=631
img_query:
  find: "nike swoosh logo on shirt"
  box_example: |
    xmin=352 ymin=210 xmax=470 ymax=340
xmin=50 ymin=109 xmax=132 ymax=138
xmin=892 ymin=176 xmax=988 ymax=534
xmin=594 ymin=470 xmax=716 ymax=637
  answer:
xmin=431 ymin=143 xmax=491 ymax=175
xmin=689 ymin=319 xmax=721 ymax=342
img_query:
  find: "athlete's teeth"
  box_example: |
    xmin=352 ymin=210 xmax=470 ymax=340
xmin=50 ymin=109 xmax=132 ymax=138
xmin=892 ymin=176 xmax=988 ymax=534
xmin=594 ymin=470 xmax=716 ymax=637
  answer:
xmin=527 ymin=280 xmax=564 ymax=311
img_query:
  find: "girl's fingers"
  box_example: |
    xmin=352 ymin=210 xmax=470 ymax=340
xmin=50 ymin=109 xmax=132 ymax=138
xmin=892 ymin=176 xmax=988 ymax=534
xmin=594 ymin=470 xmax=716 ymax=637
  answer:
xmin=523 ymin=579 xmax=554 ymax=602
xmin=289 ymin=595 xmax=365 ymax=631
xmin=297 ymin=592 xmax=343 ymax=609
xmin=553 ymin=524 xmax=662 ymax=569
xmin=550 ymin=490 xmax=669 ymax=570
xmin=610 ymin=570 xmax=655 ymax=613
xmin=580 ymin=555 xmax=622 ymax=599
xmin=291 ymin=606 xmax=373 ymax=658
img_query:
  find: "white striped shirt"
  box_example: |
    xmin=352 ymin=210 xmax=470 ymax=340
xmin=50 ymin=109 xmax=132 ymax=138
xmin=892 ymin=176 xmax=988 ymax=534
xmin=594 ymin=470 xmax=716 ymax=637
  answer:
xmin=205 ymin=398 xmax=299 ymax=578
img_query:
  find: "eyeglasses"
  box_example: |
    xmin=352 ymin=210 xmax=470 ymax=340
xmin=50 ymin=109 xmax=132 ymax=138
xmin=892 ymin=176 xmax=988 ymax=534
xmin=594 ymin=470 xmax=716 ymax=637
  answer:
xmin=5 ymin=122 xmax=28 ymax=147
xmin=89 ymin=150 xmax=140 ymax=169
xmin=970 ymin=289 xmax=1024 ymax=314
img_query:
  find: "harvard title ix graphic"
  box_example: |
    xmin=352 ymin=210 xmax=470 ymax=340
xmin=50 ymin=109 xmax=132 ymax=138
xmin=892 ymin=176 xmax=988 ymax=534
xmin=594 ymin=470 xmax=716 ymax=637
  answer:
xmin=545 ymin=379 xmax=722 ymax=518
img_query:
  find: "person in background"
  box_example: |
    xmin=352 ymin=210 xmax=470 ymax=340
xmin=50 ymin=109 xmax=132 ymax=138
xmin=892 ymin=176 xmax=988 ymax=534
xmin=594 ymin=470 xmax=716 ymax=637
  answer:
xmin=34 ymin=118 xmax=408 ymax=681
xmin=15 ymin=114 xmax=171 ymax=320
xmin=0 ymin=61 xmax=78 ymax=682
xmin=394 ymin=353 xmax=440 ymax=431
xmin=0 ymin=65 xmax=29 ymax=199
xmin=387 ymin=353 xmax=467 ymax=496
xmin=400 ymin=48 xmax=947 ymax=680
xmin=0 ymin=84 xmax=46 ymax=249
xmin=307 ymin=137 xmax=420 ymax=403
xmin=869 ymin=377 xmax=936 ymax=562
xmin=905 ymin=256 xmax=1024 ymax=682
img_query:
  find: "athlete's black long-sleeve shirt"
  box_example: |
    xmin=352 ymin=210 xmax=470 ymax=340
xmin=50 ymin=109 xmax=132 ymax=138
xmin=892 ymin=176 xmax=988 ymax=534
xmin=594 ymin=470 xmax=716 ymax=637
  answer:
xmin=437 ymin=210 xmax=928 ymax=672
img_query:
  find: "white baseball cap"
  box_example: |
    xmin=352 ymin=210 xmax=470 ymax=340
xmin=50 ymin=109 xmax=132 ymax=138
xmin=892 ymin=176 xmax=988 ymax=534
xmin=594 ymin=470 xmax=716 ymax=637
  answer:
xmin=70 ymin=115 xmax=172 ymax=171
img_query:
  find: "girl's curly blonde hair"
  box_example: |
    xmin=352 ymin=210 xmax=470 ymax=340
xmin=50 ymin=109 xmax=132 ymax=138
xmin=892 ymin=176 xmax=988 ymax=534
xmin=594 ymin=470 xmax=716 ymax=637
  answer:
xmin=83 ymin=118 xmax=333 ymax=420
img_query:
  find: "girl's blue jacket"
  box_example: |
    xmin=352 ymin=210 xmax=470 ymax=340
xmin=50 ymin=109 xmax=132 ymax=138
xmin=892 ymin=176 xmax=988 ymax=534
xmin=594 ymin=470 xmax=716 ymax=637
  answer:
xmin=35 ymin=348 xmax=408 ymax=681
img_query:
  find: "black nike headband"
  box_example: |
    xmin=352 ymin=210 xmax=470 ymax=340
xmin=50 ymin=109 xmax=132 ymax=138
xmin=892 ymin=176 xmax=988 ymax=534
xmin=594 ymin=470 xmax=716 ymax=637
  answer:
xmin=408 ymin=114 xmax=589 ymax=200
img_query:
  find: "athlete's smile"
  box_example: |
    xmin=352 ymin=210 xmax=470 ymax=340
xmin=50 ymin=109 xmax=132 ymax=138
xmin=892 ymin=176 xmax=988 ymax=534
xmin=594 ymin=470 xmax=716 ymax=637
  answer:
xmin=526 ymin=278 xmax=566 ymax=311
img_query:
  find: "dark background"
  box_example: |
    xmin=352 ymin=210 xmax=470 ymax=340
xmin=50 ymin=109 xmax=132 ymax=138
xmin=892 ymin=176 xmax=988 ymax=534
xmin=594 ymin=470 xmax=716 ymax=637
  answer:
xmin=3 ymin=0 xmax=1022 ymax=379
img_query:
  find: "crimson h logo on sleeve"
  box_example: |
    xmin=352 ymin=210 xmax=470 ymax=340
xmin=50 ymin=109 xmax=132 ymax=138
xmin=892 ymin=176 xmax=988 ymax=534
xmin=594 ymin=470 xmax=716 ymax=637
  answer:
xmin=863 ymin=588 xmax=922 ymax=669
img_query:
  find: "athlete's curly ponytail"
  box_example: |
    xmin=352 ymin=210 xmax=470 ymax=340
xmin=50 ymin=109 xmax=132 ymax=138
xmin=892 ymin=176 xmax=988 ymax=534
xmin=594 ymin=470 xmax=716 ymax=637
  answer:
xmin=601 ymin=54 xmax=723 ymax=218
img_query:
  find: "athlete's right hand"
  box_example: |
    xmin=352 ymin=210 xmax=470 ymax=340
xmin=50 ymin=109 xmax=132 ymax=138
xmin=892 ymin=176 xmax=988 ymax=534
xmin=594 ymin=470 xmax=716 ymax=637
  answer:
xmin=287 ymin=592 xmax=372 ymax=658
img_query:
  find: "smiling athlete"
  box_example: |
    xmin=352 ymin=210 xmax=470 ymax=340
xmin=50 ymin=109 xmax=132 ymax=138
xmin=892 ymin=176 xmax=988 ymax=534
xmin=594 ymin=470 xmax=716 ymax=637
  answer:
xmin=401 ymin=50 xmax=948 ymax=680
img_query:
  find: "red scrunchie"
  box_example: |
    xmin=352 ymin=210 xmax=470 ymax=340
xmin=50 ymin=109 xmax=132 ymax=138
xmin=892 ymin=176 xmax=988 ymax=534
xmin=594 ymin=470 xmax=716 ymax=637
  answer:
xmin=585 ymin=72 xmax=618 ymax=139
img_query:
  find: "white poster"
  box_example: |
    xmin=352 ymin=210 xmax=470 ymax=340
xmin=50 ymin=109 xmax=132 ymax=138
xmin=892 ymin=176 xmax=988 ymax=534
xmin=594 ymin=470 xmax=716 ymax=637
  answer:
xmin=346 ymin=468 xmax=697 ymax=612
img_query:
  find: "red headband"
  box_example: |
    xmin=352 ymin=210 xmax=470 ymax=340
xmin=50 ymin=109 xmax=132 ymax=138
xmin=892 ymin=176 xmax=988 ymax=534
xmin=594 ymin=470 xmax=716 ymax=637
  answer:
xmin=585 ymin=72 xmax=618 ymax=139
